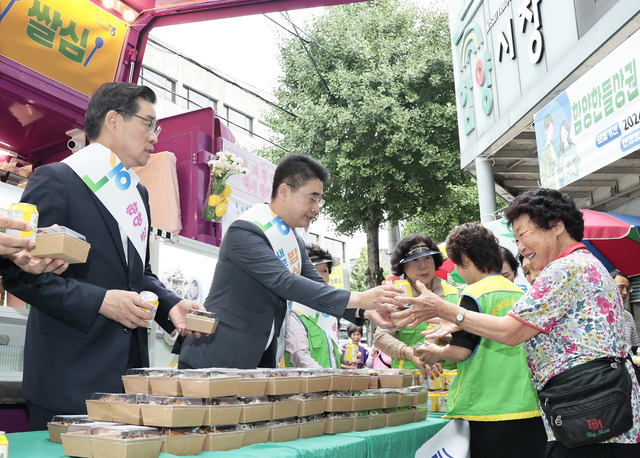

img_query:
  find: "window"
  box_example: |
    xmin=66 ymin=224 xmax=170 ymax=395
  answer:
xmin=140 ymin=66 xmax=176 ymax=103
xmin=225 ymin=105 xmax=253 ymax=136
xmin=185 ymin=86 xmax=217 ymax=111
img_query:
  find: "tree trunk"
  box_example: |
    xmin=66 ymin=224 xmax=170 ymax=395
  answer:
xmin=364 ymin=218 xmax=383 ymax=347
xmin=364 ymin=218 xmax=384 ymax=289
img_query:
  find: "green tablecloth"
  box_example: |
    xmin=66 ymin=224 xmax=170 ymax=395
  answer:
xmin=7 ymin=417 xmax=449 ymax=458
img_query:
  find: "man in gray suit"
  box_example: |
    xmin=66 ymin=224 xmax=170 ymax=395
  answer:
xmin=179 ymin=154 xmax=402 ymax=369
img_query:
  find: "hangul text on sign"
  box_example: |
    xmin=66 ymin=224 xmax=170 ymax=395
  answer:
xmin=572 ymin=59 xmax=640 ymax=135
xmin=27 ymin=0 xmax=91 ymax=64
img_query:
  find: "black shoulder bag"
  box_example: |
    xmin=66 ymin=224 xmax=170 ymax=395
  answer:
xmin=537 ymin=357 xmax=633 ymax=448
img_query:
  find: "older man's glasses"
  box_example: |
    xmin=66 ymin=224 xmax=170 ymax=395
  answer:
xmin=618 ymin=285 xmax=633 ymax=293
xmin=119 ymin=110 xmax=162 ymax=136
xmin=287 ymin=184 xmax=325 ymax=208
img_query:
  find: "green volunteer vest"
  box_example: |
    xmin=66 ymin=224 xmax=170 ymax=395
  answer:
xmin=284 ymin=311 xmax=341 ymax=368
xmin=444 ymin=274 xmax=541 ymax=421
xmin=391 ymin=282 xmax=459 ymax=370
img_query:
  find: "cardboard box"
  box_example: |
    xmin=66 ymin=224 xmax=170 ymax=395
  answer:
xmin=111 ymin=402 xmax=143 ymax=426
xmin=201 ymin=430 xmax=245 ymax=452
xmin=140 ymin=404 xmax=206 ymax=428
xmin=323 ymin=416 xmax=353 ymax=434
xmin=268 ymin=423 xmax=299 ymax=443
xmin=297 ymin=397 xmax=326 ymax=417
xmin=398 ymin=408 xmax=416 ymax=425
xmin=299 ymin=374 xmax=332 ymax=393
xmin=368 ymin=413 xmax=388 ymax=430
xmin=203 ymin=403 xmax=243 ymax=427
xmin=241 ymin=425 xmax=270 ymax=446
xmin=91 ymin=436 xmax=164 ymax=458
xmin=31 ymin=229 xmax=91 ymax=264
xmin=149 ymin=376 xmax=182 ymax=397
xmin=324 ymin=395 xmax=352 ymax=412
xmin=61 ymin=423 xmax=122 ymax=457
xmin=122 ymin=374 xmax=150 ymax=394
xmin=236 ymin=377 xmax=268 ymax=397
xmin=298 ymin=419 xmax=326 ymax=438
xmin=264 ymin=376 xmax=302 ymax=396
xmin=398 ymin=391 xmax=413 ymax=408
xmin=86 ymin=397 xmax=113 ymax=422
xmin=410 ymin=388 xmax=429 ymax=406
xmin=270 ymin=397 xmax=299 ymax=420
xmin=350 ymin=374 xmax=371 ymax=391
xmin=352 ymin=414 xmax=371 ymax=432
xmin=368 ymin=375 xmax=380 ymax=389
xmin=414 ymin=406 xmax=428 ymax=422
xmin=179 ymin=374 xmax=240 ymax=398
xmin=386 ymin=410 xmax=404 ymax=427
xmin=330 ymin=373 xmax=352 ymax=391
xmin=61 ymin=431 xmax=94 ymax=458
xmin=184 ymin=311 xmax=218 ymax=334
xmin=382 ymin=392 xmax=400 ymax=409
xmin=47 ymin=415 xmax=91 ymax=443
xmin=378 ymin=371 xmax=414 ymax=388
xmin=368 ymin=394 xmax=385 ymax=411
xmin=161 ymin=433 xmax=206 ymax=456
xmin=238 ymin=401 xmax=272 ymax=423
xmin=352 ymin=394 xmax=383 ymax=412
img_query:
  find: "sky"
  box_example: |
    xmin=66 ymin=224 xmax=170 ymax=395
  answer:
xmin=150 ymin=0 xmax=448 ymax=261
xmin=150 ymin=0 xmax=446 ymax=96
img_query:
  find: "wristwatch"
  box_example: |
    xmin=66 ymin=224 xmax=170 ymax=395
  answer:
xmin=455 ymin=308 xmax=468 ymax=325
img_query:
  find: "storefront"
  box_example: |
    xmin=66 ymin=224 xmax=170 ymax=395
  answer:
xmin=447 ymin=0 xmax=640 ymax=216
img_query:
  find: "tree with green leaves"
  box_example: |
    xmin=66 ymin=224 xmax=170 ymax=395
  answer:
xmin=265 ymin=0 xmax=478 ymax=288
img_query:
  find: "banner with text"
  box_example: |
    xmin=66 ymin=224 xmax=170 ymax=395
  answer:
xmin=0 ymin=0 xmax=127 ymax=95
xmin=534 ymin=29 xmax=640 ymax=189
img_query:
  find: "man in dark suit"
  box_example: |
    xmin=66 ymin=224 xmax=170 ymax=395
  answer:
xmin=178 ymin=154 xmax=403 ymax=370
xmin=1 ymin=82 xmax=204 ymax=430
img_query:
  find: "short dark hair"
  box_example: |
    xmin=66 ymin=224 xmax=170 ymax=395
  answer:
xmin=610 ymin=270 xmax=630 ymax=281
xmin=346 ymin=324 xmax=363 ymax=337
xmin=85 ymin=82 xmax=157 ymax=140
xmin=306 ymin=244 xmax=333 ymax=274
xmin=271 ymin=154 xmax=330 ymax=200
xmin=446 ymin=223 xmax=503 ymax=273
xmin=390 ymin=234 xmax=443 ymax=277
xmin=500 ymin=247 xmax=519 ymax=273
xmin=505 ymin=188 xmax=584 ymax=241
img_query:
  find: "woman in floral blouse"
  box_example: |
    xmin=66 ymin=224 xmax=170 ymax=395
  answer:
xmin=395 ymin=188 xmax=640 ymax=458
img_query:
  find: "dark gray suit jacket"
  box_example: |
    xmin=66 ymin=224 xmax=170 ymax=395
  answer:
xmin=1 ymin=162 xmax=181 ymax=413
xmin=179 ymin=219 xmax=352 ymax=369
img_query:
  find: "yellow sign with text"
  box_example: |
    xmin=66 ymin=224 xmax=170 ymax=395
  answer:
xmin=0 ymin=0 xmax=128 ymax=95
xmin=329 ymin=263 xmax=345 ymax=289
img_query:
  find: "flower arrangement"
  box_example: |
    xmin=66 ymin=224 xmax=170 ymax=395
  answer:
xmin=202 ymin=151 xmax=250 ymax=222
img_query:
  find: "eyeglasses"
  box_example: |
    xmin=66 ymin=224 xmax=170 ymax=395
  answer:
xmin=287 ymin=184 xmax=325 ymax=208
xmin=618 ymin=285 xmax=634 ymax=293
xmin=119 ymin=110 xmax=162 ymax=136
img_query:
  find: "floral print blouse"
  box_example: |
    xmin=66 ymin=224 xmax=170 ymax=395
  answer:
xmin=509 ymin=243 xmax=640 ymax=443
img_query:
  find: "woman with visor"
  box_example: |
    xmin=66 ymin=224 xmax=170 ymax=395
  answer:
xmin=374 ymin=234 xmax=459 ymax=377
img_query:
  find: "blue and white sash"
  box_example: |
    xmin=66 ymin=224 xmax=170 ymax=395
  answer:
xmin=62 ymin=143 xmax=148 ymax=262
xmin=238 ymin=203 xmax=302 ymax=365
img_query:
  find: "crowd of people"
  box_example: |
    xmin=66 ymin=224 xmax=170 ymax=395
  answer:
xmin=2 ymin=82 xmax=640 ymax=456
